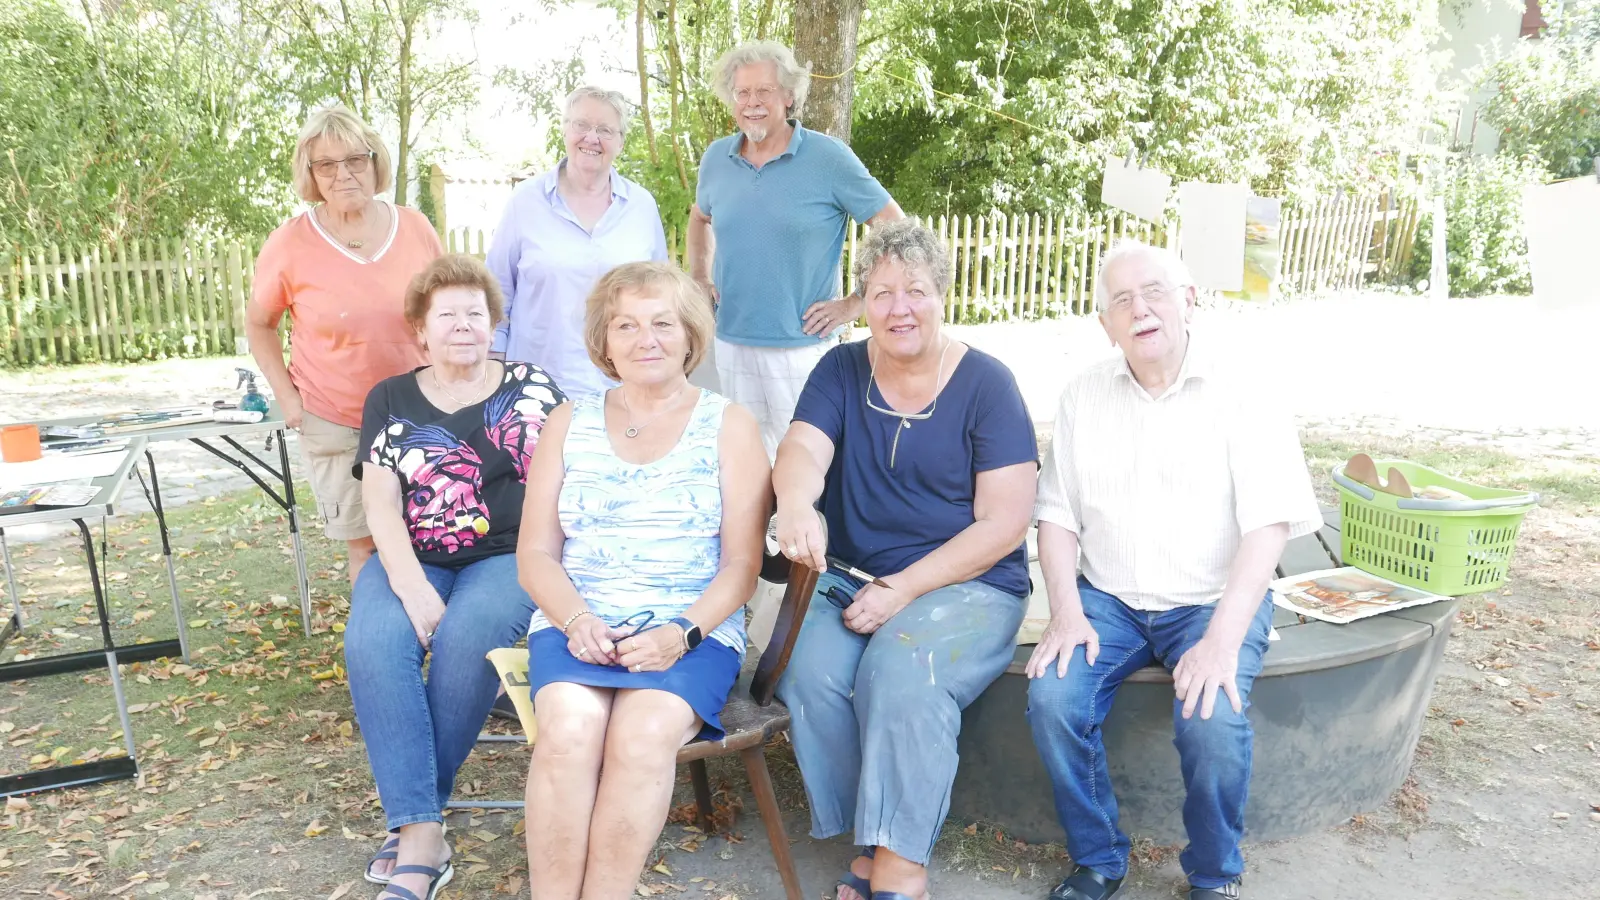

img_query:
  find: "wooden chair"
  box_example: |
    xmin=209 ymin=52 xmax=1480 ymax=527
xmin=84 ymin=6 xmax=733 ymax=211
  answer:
xmin=485 ymin=552 xmax=820 ymax=900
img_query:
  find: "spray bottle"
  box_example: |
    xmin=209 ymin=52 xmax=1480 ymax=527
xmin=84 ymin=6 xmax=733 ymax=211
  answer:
xmin=214 ymin=368 xmax=270 ymax=423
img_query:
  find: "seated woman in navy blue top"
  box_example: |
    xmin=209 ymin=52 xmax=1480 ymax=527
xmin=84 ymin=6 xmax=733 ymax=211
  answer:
xmin=773 ymin=220 xmax=1038 ymax=900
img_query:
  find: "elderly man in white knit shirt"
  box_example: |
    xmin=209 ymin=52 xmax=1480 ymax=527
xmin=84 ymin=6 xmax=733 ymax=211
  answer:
xmin=1024 ymin=240 xmax=1320 ymax=900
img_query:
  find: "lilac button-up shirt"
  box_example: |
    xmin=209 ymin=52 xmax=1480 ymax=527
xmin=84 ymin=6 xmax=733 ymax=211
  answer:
xmin=487 ymin=164 xmax=669 ymax=398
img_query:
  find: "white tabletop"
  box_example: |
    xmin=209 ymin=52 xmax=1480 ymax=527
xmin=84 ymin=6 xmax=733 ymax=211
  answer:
xmin=0 ymin=437 xmax=147 ymax=528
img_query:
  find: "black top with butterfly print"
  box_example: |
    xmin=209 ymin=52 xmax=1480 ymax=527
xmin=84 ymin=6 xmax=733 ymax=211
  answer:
xmin=356 ymin=361 xmax=566 ymax=568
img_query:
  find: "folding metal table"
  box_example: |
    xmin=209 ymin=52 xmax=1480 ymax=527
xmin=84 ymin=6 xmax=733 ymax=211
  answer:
xmin=0 ymin=438 xmax=185 ymax=798
xmin=3 ymin=411 xmax=313 ymax=643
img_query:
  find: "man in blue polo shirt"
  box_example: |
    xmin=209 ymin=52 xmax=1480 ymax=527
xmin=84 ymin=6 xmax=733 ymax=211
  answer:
xmin=686 ymin=40 xmax=904 ymax=457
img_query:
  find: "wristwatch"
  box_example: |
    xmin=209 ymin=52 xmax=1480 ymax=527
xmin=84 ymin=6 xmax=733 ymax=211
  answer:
xmin=671 ymin=616 xmax=703 ymax=651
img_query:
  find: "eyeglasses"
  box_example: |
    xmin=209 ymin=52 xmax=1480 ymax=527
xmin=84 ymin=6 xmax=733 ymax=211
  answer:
xmin=824 ymin=586 xmax=854 ymax=610
xmin=308 ymin=152 xmax=374 ymax=179
xmin=864 ymin=336 xmax=954 ymax=468
xmin=614 ymin=610 xmax=657 ymax=636
xmin=733 ymin=87 xmax=782 ymax=106
xmin=1106 ymin=282 xmax=1179 ymax=312
xmin=566 ymin=120 xmax=620 ymax=141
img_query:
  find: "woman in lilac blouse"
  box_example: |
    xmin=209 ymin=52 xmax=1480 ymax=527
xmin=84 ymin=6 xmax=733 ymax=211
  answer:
xmin=486 ymin=86 xmax=670 ymax=398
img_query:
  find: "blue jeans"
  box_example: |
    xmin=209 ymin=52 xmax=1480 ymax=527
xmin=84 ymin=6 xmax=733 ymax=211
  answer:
xmin=344 ymin=552 xmax=534 ymax=830
xmin=1026 ymin=579 xmax=1274 ymax=890
xmin=775 ymin=571 xmax=1026 ymax=866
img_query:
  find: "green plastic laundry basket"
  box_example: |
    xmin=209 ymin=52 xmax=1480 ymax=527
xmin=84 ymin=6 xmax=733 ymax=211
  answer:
xmin=1330 ymin=460 xmax=1539 ymax=597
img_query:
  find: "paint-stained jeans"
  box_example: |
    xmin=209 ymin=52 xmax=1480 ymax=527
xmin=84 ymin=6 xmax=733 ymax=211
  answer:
xmin=776 ymin=571 xmax=1026 ymax=865
xmin=1025 ymin=578 xmax=1274 ymax=890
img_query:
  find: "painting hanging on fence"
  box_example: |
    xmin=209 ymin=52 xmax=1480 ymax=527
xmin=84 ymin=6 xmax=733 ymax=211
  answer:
xmin=1225 ymin=196 xmax=1284 ymax=302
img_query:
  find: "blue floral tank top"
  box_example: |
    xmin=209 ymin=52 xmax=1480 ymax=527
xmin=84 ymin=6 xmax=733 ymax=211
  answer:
xmin=529 ymin=388 xmax=746 ymax=656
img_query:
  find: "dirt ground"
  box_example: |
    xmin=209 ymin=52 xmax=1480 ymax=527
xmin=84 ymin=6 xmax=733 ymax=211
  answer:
xmin=2 ymin=294 xmax=1598 ymax=899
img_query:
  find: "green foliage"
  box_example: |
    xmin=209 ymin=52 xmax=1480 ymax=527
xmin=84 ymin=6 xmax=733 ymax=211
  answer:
xmin=581 ymin=0 xmax=786 ymax=232
xmin=849 ymin=0 xmax=1444 ymax=214
xmin=1408 ymin=155 xmax=1541 ymax=296
xmin=1473 ymin=0 xmax=1600 ymax=179
xmin=0 ymin=0 xmax=299 ymax=246
xmin=250 ymin=0 xmax=481 ymax=206
xmin=572 ymin=0 xmax=1444 ymax=221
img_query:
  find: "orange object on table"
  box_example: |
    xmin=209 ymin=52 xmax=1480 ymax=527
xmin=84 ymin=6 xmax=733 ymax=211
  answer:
xmin=1 ymin=424 xmax=41 ymax=462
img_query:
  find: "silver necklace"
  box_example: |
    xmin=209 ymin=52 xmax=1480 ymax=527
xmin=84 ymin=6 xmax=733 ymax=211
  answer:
xmin=433 ymin=365 xmax=489 ymax=407
xmin=867 ymin=335 xmax=953 ymax=468
xmin=619 ymin=383 xmax=689 ymax=438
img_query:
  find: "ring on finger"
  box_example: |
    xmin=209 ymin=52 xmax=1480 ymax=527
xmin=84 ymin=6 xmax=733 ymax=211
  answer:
xmin=577 ymin=646 xmax=589 ymax=657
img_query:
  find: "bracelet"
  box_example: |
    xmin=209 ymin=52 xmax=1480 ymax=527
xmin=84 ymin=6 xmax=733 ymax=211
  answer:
xmin=560 ymin=609 xmax=595 ymax=635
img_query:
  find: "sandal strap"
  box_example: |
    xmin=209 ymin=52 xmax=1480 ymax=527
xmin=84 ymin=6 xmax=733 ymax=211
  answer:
xmin=868 ymin=893 xmax=919 ymax=900
xmin=378 ymin=886 xmax=425 ymax=900
xmin=838 ymin=871 xmax=872 ymax=898
xmin=391 ymin=864 xmax=445 ymax=879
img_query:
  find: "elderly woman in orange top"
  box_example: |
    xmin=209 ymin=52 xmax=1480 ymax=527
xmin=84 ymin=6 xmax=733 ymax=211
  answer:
xmin=247 ymin=104 xmax=445 ymax=584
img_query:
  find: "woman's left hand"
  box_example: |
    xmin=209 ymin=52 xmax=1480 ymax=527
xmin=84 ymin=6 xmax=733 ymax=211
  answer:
xmin=842 ymin=582 xmax=913 ymax=635
xmin=612 ymin=624 xmax=686 ymax=673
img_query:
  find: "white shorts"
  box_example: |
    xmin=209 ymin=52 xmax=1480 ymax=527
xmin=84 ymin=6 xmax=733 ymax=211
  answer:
xmin=714 ymin=336 xmax=838 ymax=459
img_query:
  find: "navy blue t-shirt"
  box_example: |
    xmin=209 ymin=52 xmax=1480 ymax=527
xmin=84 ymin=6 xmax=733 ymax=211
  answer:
xmin=792 ymin=341 xmax=1037 ymax=598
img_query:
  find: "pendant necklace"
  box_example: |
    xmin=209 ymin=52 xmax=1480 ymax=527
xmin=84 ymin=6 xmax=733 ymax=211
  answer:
xmin=321 ymin=204 xmax=375 ymax=248
xmin=620 ymin=383 xmax=689 ymax=438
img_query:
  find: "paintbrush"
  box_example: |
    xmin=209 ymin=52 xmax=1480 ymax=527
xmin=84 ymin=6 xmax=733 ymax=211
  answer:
xmin=826 ymin=555 xmax=892 ymax=589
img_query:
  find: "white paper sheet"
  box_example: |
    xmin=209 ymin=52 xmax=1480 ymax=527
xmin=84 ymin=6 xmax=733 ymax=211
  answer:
xmin=1521 ymin=179 xmax=1600 ymax=309
xmin=1176 ymin=182 xmax=1249 ymax=292
xmin=0 ymin=451 xmax=125 ymax=490
xmin=1102 ymin=156 xmax=1173 ymax=223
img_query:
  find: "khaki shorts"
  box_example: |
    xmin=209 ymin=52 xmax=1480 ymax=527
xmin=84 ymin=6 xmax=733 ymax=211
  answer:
xmin=298 ymin=410 xmax=370 ymax=541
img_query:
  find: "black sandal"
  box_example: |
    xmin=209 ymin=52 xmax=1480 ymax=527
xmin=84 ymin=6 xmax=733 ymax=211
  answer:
xmin=1049 ymin=864 xmax=1124 ymax=900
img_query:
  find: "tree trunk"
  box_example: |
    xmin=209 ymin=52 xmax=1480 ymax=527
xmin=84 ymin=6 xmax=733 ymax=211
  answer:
xmin=790 ymin=0 xmax=865 ymax=141
xmin=394 ymin=14 xmax=414 ymax=207
xmin=635 ymin=0 xmax=659 ymax=166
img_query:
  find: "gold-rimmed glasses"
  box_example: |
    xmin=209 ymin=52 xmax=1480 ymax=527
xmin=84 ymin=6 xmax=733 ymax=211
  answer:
xmin=308 ymin=152 xmax=374 ymax=179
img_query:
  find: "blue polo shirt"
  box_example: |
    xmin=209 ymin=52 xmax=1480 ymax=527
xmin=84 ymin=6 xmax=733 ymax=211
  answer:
xmin=695 ymin=121 xmax=892 ymax=348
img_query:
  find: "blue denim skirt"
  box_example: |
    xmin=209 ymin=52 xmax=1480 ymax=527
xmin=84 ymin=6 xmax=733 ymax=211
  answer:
xmin=524 ymin=627 xmax=742 ymax=740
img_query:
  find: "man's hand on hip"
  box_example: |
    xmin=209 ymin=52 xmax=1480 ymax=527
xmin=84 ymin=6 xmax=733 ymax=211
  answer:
xmin=801 ymin=294 xmax=862 ymax=336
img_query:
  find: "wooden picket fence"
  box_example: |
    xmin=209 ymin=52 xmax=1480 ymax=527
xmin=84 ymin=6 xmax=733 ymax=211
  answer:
xmin=0 ymin=237 xmax=265 ymax=367
xmin=0 ymin=192 xmax=1418 ymax=367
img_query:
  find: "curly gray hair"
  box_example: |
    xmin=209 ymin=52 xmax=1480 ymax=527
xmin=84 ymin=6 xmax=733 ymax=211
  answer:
xmin=852 ymin=220 xmax=953 ymax=297
xmin=711 ymin=41 xmax=810 ymax=118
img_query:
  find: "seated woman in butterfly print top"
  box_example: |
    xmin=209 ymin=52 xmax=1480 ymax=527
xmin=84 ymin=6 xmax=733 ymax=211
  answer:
xmin=343 ymin=254 xmax=565 ymax=900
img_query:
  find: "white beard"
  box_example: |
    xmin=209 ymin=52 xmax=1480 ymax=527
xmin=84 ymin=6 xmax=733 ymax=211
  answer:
xmin=740 ymin=123 xmax=770 ymax=144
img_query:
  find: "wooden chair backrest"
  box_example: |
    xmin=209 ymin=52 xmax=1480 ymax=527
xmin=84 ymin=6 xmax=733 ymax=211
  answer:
xmin=749 ymin=557 xmax=820 ymax=707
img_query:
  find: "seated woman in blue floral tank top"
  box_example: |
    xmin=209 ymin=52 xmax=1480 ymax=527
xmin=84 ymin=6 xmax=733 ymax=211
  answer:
xmin=516 ymin=261 xmax=770 ymax=900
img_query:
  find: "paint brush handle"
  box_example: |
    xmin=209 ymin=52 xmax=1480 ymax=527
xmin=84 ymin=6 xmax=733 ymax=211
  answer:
xmin=826 ymin=555 xmax=891 ymax=589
